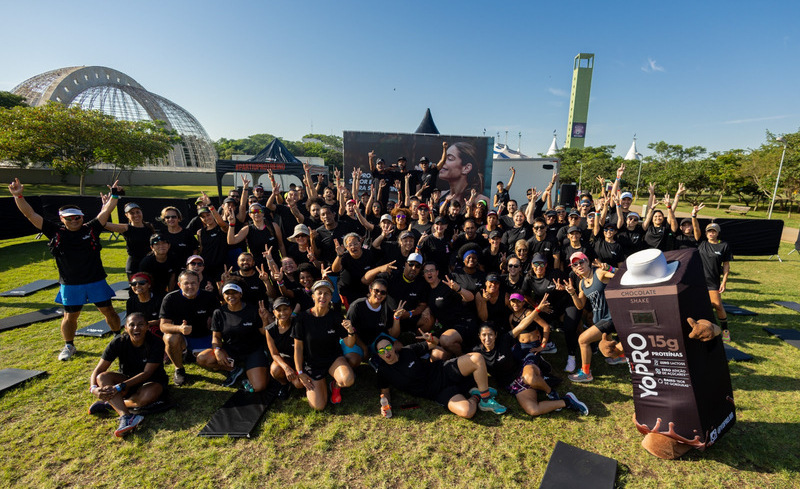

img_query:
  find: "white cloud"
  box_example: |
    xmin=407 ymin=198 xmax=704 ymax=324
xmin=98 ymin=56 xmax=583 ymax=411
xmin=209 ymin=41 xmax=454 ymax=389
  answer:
xmin=723 ymin=114 xmax=792 ymax=124
xmin=641 ymin=58 xmax=665 ymax=73
xmin=548 ymin=87 xmax=568 ymax=97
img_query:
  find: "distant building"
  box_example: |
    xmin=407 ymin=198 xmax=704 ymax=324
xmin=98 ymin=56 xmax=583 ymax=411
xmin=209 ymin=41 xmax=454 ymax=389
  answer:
xmin=565 ymin=54 xmax=594 ymax=149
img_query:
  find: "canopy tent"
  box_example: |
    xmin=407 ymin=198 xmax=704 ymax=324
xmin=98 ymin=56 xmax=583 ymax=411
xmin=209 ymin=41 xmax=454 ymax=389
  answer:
xmin=415 ymin=108 xmax=440 ymax=134
xmin=215 ymin=138 xmax=326 ymax=200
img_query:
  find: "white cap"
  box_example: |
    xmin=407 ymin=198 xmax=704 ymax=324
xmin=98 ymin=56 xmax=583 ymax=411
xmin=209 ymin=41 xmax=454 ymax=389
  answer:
xmin=620 ymin=192 xmax=633 ymax=200
xmin=221 ymin=283 xmax=243 ymax=294
xmin=380 ymin=214 xmax=393 ymax=223
xmin=59 ymin=208 xmax=84 ymax=217
xmin=407 ymin=252 xmax=424 ymax=264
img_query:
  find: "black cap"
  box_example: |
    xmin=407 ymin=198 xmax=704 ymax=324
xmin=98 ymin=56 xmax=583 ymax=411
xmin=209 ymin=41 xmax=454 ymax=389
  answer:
xmin=150 ymin=234 xmax=167 ymax=245
xmin=223 ymin=197 xmax=237 ymax=204
xmin=545 ymin=210 xmax=557 ymax=217
xmin=272 ymin=297 xmax=292 ymax=310
xmin=397 ymin=156 xmax=407 ymax=162
xmin=419 ymin=156 xmax=430 ymax=163
xmin=434 ymin=216 xmax=446 ymax=225
xmin=486 ymin=273 xmax=500 ymax=283
xmin=376 ymin=158 xmax=385 ymax=164
xmin=531 ymin=253 xmax=546 ymax=263
xmin=489 ymin=230 xmax=502 ymax=239
xmin=567 ymin=226 xmax=582 ymax=234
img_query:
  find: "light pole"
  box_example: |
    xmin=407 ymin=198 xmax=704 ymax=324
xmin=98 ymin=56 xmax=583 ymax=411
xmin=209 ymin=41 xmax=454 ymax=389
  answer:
xmin=768 ymin=137 xmax=787 ymax=220
xmin=578 ymin=160 xmax=582 ymax=194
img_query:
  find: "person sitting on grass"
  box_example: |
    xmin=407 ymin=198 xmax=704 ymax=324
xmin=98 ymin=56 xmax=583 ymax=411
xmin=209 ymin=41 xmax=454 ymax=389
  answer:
xmin=374 ymin=330 xmax=507 ymax=418
xmin=88 ymin=313 xmax=168 ymax=437
xmin=8 ymin=178 xmax=121 ymax=361
xmin=474 ymin=314 xmax=588 ymax=417
xmin=195 ymin=280 xmax=270 ymax=392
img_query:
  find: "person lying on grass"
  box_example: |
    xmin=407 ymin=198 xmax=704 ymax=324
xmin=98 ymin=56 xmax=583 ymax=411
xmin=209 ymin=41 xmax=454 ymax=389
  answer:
xmin=374 ymin=330 xmax=507 ymax=418
xmin=88 ymin=313 xmax=168 ymax=437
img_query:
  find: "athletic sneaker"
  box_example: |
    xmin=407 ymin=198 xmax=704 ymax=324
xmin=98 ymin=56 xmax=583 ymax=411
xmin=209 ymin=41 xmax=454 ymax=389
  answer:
xmin=568 ymin=370 xmax=594 ymax=383
xmin=546 ymin=390 xmax=561 ymax=401
xmin=722 ymin=330 xmax=731 ymax=344
xmin=277 ymin=382 xmax=293 ymax=400
xmin=469 ymin=387 xmax=498 ymax=398
xmin=222 ymin=366 xmax=244 ymax=388
xmin=541 ymin=342 xmax=558 ymax=354
xmin=564 ymin=392 xmax=589 ymax=415
xmin=478 ymin=397 xmax=507 ymax=415
xmin=173 ymin=369 xmax=187 ymax=386
xmin=564 ymin=355 xmax=577 ymax=373
xmin=114 ymin=414 xmax=144 ymax=437
xmin=329 ymin=380 xmax=342 ymax=404
xmin=58 ymin=344 xmax=77 ymax=361
xmin=605 ymin=356 xmax=627 ymax=366
xmin=88 ymin=401 xmax=111 ymax=415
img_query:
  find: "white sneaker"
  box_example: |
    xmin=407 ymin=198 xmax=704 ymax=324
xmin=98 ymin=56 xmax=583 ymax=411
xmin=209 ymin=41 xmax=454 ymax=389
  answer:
xmin=58 ymin=344 xmax=77 ymax=361
xmin=564 ymin=355 xmax=576 ymax=373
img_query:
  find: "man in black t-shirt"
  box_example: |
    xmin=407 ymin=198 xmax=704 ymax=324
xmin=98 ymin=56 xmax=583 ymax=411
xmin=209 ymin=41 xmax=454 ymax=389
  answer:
xmin=417 ymin=156 xmax=439 ymax=202
xmin=9 ymin=178 xmax=121 ymax=361
xmin=139 ymin=234 xmax=178 ymax=295
xmin=160 ymin=270 xmax=219 ymax=386
xmin=88 ymin=313 xmax=167 ymax=437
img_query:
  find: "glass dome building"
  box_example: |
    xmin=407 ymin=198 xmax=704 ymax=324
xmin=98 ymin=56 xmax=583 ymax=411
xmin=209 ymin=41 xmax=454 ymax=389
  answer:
xmin=11 ymin=66 xmax=217 ymax=168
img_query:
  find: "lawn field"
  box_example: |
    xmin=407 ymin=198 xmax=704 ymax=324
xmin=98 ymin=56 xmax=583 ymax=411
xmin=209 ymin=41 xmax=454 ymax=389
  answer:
xmin=1 ymin=235 xmax=799 ymax=488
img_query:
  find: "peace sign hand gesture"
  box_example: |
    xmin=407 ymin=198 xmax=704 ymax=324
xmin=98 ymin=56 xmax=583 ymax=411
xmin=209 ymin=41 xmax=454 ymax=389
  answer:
xmin=416 ymin=328 xmax=438 ymax=347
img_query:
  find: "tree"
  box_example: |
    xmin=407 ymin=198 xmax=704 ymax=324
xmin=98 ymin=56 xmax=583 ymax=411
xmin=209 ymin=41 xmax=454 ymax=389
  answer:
xmin=549 ymin=145 xmax=622 ymax=195
xmin=0 ymin=103 xmax=177 ymax=194
xmin=741 ymin=130 xmax=799 ymax=214
xmin=708 ymin=150 xmax=746 ymax=208
xmin=214 ymin=133 xmax=344 ymax=172
xmin=640 ymin=141 xmax=707 ymax=199
xmin=0 ymin=91 xmax=27 ymax=109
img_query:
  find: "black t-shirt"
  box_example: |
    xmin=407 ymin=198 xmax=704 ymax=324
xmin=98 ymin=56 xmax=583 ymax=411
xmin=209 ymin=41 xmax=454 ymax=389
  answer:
xmin=272 ymin=205 xmax=301 ymax=242
xmin=101 ymin=332 xmax=168 ymax=385
xmin=346 ymin=297 xmax=391 ymax=346
xmin=41 ymin=218 xmax=107 ymax=285
xmin=211 ymin=304 xmax=265 ymax=358
xmin=267 ymin=320 xmax=295 ymax=359
xmin=159 ymin=289 xmax=219 ymax=338
xmin=698 ymin=240 xmax=733 ymax=281
xmin=481 ymin=246 xmax=506 ymax=274
xmin=126 ymin=292 xmax=164 ymax=326
xmin=427 ymin=281 xmax=465 ymax=328
xmin=291 ymin=308 xmax=346 ymax=369
xmin=338 ymin=250 xmax=374 ymax=302
xmin=246 ymin=222 xmax=280 ymax=265
xmin=474 ymin=332 xmax=519 ymax=387
xmin=502 ymin=274 xmax=526 ymax=296
xmin=417 ymin=235 xmax=450 ymax=273
xmin=122 ymin=224 xmax=155 ymax=260
xmin=527 ymin=236 xmax=560 ymax=269
xmin=232 ymin=271 xmax=267 ymax=306
xmin=410 ymin=221 xmax=432 ymax=238
xmin=375 ymin=342 xmax=443 ymax=400
xmin=376 ymin=241 xmax=411 ymax=267
xmin=139 ymin=254 xmax=179 ymax=295
xmin=502 ymin=225 xmax=533 ymax=248
xmin=419 ymin=168 xmax=439 ymax=200
xmin=451 ymin=234 xmax=490 ymax=258
xmin=618 ymin=225 xmax=646 ymax=256
xmin=644 ymin=225 xmax=674 ymax=251
xmin=381 ymin=269 xmax=428 ymax=312
xmin=560 ymin=244 xmax=595 ymax=268
xmin=593 ymin=240 xmax=624 ymax=267
xmin=521 ymin=270 xmax=567 ymax=306
xmin=495 ymin=189 xmax=510 ymax=206
xmin=198 ymin=225 xmax=228 ymax=272
xmin=163 ymin=227 xmax=198 ymax=265
xmin=674 ymin=233 xmax=699 ymax=250
xmin=315 ymin=224 xmax=350 ymax=266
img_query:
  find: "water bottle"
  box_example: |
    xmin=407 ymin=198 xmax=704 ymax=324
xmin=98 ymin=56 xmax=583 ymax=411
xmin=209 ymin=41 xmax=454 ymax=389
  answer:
xmin=242 ymin=379 xmax=254 ymax=393
xmin=380 ymin=394 xmax=392 ymax=418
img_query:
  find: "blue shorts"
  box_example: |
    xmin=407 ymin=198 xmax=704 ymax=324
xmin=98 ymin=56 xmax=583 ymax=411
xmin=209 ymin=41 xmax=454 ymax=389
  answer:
xmin=340 ymin=338 xmax=364 ymax=357
xmin=185 ymin=335 xmax=213 ymax=354
xmin=55 ymin=279 xmax=115 ymax=307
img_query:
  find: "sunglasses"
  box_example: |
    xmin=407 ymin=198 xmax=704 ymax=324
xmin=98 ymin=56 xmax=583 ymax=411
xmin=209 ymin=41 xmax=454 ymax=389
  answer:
xmin=604 ymin=227 xmax=616 ymax=232
xmin=372 ymin=289 xmax=388 ymax=295
xmin=130 ymin=280 xmax=148 ymax=286
xmin=507 ymin=263 xmax=521 ymax=268
xmin=533 ymin=226 xmax=545 ymax=230
xmin=164 ymin=215 xmax=179 ymax=220
xmin=377 ymin=345 xmax=394 ymax=355
xmin=189 ymin=261 xmax=204 ymax=266
xmin=396 ymin=214 xmax=407 ymax=219
xmin=407 ymin=262 xmax=421 ymax=268
xmin=250 ymin=209 xmax=263 ymax=214
xmin=62 ymin=215 xmax=83 ymax=221
xmin=532 ymin=262 xmax=547 ymax=267
xmin=571 ymin=259 xmax=588 ymax=267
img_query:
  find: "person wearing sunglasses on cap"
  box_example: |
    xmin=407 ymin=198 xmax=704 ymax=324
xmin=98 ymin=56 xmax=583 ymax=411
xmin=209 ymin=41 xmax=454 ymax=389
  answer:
xmin=126 ymin=272 xmax=164 ymax=337
xmin=8 ymin=178 xmax=122 ymax=361
xmin=103 ymin=201 xmax=156 ymax=279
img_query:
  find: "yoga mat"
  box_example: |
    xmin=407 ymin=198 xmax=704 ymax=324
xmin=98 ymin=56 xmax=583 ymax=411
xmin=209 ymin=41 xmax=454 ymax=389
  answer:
xmin=198 ymin=388 xmax=275 ymax=438
xmin=76 ymin=311 xmax=126 ymax=337
xmin=540 ymin=441 xmax=617 ymax=489
xmin=763 ymin=328 xmax=800 ymax=351
xmin=0 ymin=368 xmax=46 ymax=393
xmin=0 ymin=307 xmax=64 ymax=332
xmin=0 ymin=279 xmax=59 ymax=297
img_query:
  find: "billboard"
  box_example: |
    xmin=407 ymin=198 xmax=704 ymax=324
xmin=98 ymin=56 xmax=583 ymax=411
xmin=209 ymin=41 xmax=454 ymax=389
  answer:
xmin=343 ymin=131 xmax=494 ymax=204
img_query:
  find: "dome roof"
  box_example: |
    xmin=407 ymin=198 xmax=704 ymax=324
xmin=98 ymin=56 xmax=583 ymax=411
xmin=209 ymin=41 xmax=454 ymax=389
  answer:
xmin=11 ymin=66 xmax=216 ymax=168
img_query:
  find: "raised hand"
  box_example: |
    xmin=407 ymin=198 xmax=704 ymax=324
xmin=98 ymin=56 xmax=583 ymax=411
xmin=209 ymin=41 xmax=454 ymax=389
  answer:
xmin=442 ymin=276 xmax=460 ymax=292
xmin=648 ymin=182 xmax=656 ymax=195
xmin=258 ymin=300 xmax=270 ymax=322
xmin=334 ymin=239 xmax=346 ymax=257
xmin=416 ymin=327 xmax=438 ymax=346
xmin=676 ymin=182 xmax=686 ymax=195
xmin=7 ymin=178 xmax=23 ymax=197
xmin=616 ymin=163 xmax=626 ymax=179
xmin=383 ymin=260 xmax=397 ymax=273
xmin=200 ymin=191 xmax=211 ymax=206
xmin=687 ymin=317 xmax=721 ymax=341
xmin=342 ymin=319 xmax=356 ymax=335
xmin=394 ymin=300 xmax=408 ymax=319
xmin=241 ymin=174 xmax=251 ymax=189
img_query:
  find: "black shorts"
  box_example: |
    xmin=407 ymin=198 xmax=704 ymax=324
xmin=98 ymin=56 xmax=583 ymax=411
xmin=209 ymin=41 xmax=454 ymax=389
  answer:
xmin=303 ymin=357 xmax=340 ymax=381
xmin=595 ymin=319 xmax=616 ymax=334
xmin=433 ymin=358 xmax=471 ymax=406
xmin=226 ymin=348 xmax=269 ymax=371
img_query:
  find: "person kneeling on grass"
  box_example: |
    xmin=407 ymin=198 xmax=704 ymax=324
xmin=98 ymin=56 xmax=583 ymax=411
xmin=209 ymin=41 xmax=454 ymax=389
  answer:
xmin=88 ymin=313 xmax=168 ymax=437
xmin=196 ymin=281 xmax=270 ymax=392
xmin=374 ymin=330 xmax=507 ymax=418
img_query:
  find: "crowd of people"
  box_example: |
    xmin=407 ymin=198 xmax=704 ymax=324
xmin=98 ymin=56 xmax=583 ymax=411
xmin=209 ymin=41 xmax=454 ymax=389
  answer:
xmin=7 ymin=154 xmax=732 ymax=437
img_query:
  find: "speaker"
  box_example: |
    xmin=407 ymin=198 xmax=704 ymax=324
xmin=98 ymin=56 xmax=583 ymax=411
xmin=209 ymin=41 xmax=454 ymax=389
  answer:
xmin=559 ymin=184 xmax=577 ymax=207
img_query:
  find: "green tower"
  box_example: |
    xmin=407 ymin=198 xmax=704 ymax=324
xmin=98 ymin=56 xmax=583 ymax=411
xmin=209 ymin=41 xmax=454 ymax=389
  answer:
xmin=565 ymin=53 xmax=594 ymax=149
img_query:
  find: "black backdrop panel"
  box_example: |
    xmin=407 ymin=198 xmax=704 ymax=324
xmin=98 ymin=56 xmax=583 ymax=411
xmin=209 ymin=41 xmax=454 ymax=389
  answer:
xmin=559 ymin=184 xmax=577 ymax=207
xmin=696 ymin=218 xmax=783 ymax=256
xmin=0 ymin=196 xmax=42 ymax=240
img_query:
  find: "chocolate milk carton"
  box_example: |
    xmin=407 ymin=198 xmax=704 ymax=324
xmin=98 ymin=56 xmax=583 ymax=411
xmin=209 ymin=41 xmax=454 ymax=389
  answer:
xmin=606 ymin=248 xmax=735 ymax=450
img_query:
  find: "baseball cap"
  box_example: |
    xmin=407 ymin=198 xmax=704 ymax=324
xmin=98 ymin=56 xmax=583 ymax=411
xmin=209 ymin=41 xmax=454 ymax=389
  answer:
xmin=222 ymin=283 xmax=243 ymax=294
xmin=380 ymin=214 xmax=393 ymax=223
xmin=706 ymin=223 xmax=721 ymax=233
xmin=620 ymin=192 xmax=633 ymax=200
xmin=59 ymin=208 xmax=84 ymax=217
xmin=272 ymin=297 xmax=291 ymax=310
xmin=567 ymin=226 xmax=582 ymax=234
xmin=399 ymin=230 xmax=414 ymax=240
xmin=570 ymin=252 xmax=588 ymax=264
xmin=407 ymin=252 xmax=424 ymax=264
xmin=311 ymin=280 xmax=334 ymax=293
xmin=186 ymin=255 xmax=204 ymax=265
xmin=123 ymin=202 xmax=140 ymax=213
xmin=149 ymin=234 xmax=167 ymax=245
xmin=486 ymin=273 xmax=500 ymax=283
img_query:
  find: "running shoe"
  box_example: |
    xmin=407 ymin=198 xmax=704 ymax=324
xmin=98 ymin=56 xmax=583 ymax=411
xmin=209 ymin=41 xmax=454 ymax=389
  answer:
xmin=568 ymin=370 xmax=594 ymax=383
xmin=329 ymin=380 xmax=342 ymax=404
xmin=478 ymin=397 xmax=507 ymax=415
xmin=468 ymin=387 xmax=498 ymax=398
xmin=114 ymin=414 xmax=144 ymax=437
xmin=564 ymin=392 xmax=589 ymax=415
xmin=58 ymin=344 xmax=77 ymax=361
xmin=546 ymin=390 xmax=561 ymax=401
xmin=173 ymin=369 xmax=187 ymax=386
xmin=222 ymin=366 xmax=244 ymax=387
xmin=722 ymin=330 xmax=731 ymax=344
xmin=564 ymin=355 xmax=577 ymax=373
xmin=541 ymin=342 xmax=558 ymax=354
xmin=88 ymin=401 xmax=111 ymax=416
xmin=605 ymin=356 xmax=627 ymax=366
xmin=277 ymin=382 xmax=293 ymax=400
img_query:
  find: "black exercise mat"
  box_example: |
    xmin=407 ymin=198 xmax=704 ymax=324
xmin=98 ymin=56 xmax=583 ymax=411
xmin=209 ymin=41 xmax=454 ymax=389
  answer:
xmin=198 ymin=389 xmax=276 ymax=438
xmin=76 ymin=311 xmax=126 ymax=337
xmin=0 ymin=279 xmax=59 ymax=297
xmin=0 ymin=307 xmax=64 ymax=332
xmin=724 ymin=344 xmax=753 ymax=361
xmin=763 ymin=328 xmax=800 ymax=351
xmin=110 ymin=281 xmax=130 ymax=301
xmin=774 ymin=301 xmax=800 ymax=314
xmin=0 ymin=368 xmax=46 ymax=393
xmin=723 ymin=303 xmax=757 ymax=316
xmin=540 ymin=441 xmax=617 ymax=489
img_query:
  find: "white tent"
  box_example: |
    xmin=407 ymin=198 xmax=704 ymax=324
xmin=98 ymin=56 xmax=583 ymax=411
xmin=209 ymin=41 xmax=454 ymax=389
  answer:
xmin=493 ymin=143 xmax=529 ymax=159
xmin=546 ymin=132 xmax=559 ymax=156
xmin=624 ymin=136 xmax=640 ymax=160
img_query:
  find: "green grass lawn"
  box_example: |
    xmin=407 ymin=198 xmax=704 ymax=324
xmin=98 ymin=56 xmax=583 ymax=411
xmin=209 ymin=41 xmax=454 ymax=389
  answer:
xmin=1 ymin=237 xmax=800 ymax=487
xmin=21 ymin=184 xmax=238 ymax=200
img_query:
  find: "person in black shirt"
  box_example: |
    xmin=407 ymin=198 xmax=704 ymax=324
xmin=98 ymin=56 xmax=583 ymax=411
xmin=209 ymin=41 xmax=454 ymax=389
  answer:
xmin=158 ymin=206 xmax=198 ymax=266
xmin=527 ymin=217 xmax=561 ymax=270
xmin=502 ymin=210 xmax=533 ymax=249
xmin=196 ymin=282 xmax=269 ymax=392
xmin=344 ymin=279 xmax=400 ymax=367
xmin=617 ymin=211 xmax=646 ymax=257
xmin=160 ymin=270 xmax=220 ymax=386
xmin=225 ymin=252 xmax=267 ymax=306
xmin=88 ymin=313 xmax=167 ymax=437
xmin=266 ymin=297 xmax=301 ymax=398
xmin=417 ymin=156 xmax=440 ymax=202
xmin=593 ymin=222 xmax=624 ymax=268
xmin=103 ymin=202 xmax=155 ymax=278
xmin=139 ymin=234 xmax=178 ymax=295
xmin=292 ymin=280 xmax=357 ymax=410
xmin=375 ymin=331 xmax=507 ymax=417
xmin=331 ymin=233 xmax=374 ymax=308
xmin=493 ymin=167 xmax=516 ymax=208
xmin=475 ymin=319 xmax=587 ymax=416
xmin=674 ymin=207 xmax=702 ymax=250
xmin=422 ymin=262 xmax=477 ymax=359
xmin=126 ymin=272 xmax=164 ymax=337
xmin=416 ymin=217 xmax=451 ymax=273
xmin=642 ymin=189 xmax=677 ymax=251
xmin=227 ymin=203 xmax=286 ymax=267
xmin=9 ymin=178 xmax=121 ymax=361
xmin=699 ymin=222 xmax=733 ymax=341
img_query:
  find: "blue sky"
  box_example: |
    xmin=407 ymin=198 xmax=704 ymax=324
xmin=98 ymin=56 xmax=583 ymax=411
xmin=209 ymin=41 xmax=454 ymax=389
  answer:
xmin=2 ymin=1 xmax=798 ymax=157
